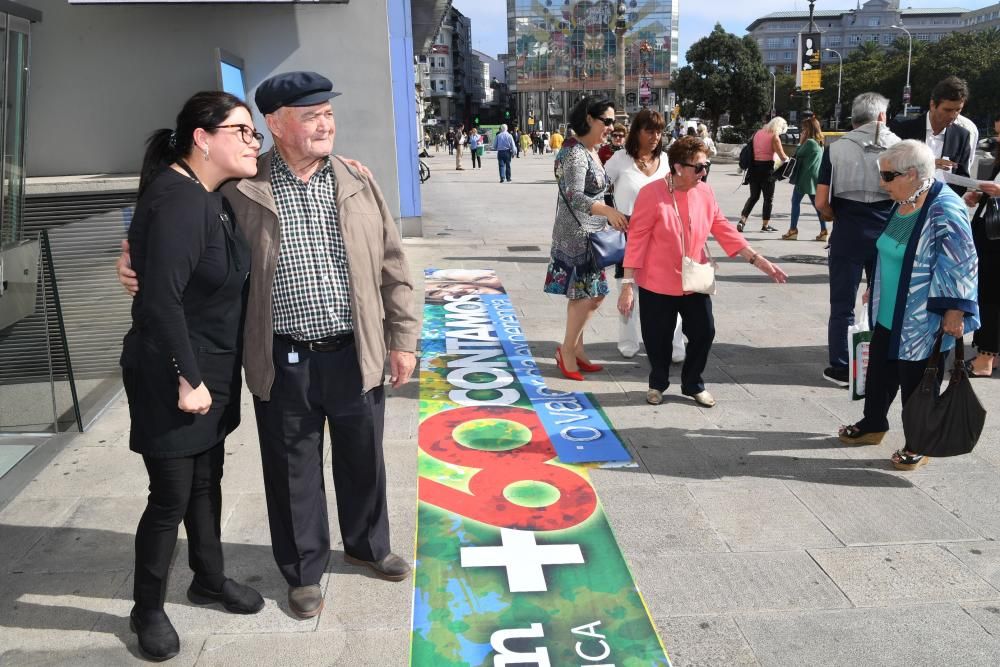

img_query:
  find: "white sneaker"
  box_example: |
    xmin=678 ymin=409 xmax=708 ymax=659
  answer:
xmin=619 ymin=347 xmax=639 ymax=359
xmin=686 ymin=390 xmax=716 ymax=407
xmin=645 ymin=388 xmax=663 ymax=405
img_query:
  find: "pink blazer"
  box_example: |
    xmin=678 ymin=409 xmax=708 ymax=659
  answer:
xmin=624 ymin=179 xmax=748 ymax=296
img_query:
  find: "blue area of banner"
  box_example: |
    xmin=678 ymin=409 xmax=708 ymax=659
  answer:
xmin=479 ymin=293 xmax=631 ymax=464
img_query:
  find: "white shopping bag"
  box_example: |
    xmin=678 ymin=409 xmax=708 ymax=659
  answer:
xmin=847 ymin=308 xmax=872 ymax=401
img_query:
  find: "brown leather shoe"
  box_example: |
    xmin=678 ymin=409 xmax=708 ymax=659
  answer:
xmin=288 ymin=584 xmax=323 ymax=619
xmin=344 ymin=552 xmax=411 ymax=582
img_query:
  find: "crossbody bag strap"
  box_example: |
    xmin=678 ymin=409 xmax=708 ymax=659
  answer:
xmin=559 ymin=187 xmax=586 ymax=229
xmin=667 ymin=176 xmax=713 ymax=263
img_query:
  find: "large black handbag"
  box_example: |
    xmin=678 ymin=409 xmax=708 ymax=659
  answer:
xmin=559 ymin=188 xmax=625 ymax=269
xmin=972 ymin=196 xmax=1000 ymax=241
xmin=902 ymin=334 xmax=986 ymax=458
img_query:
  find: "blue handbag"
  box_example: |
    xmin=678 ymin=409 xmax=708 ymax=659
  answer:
xmin=559 ymin=188 xmax=625 ymax=270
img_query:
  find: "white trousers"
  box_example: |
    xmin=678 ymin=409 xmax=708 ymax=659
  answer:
xmin=617 ymin=279 xmax=685 ymax=361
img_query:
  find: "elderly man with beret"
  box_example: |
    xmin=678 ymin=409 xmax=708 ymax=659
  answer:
xmin=120 ymin=72 xmax=419 ymax=619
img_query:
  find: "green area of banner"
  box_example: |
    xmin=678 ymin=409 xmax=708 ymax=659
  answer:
xmin=411 ymin=269 xmax=669 ymax=666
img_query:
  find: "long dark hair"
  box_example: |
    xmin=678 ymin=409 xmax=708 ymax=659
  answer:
xmin=568 ymin=95 xmax=614 ymax=137
xmin=625 ymin=109 xmax=666 ymax=160
xmin=139 ymin=91 xmax=250 ymax=197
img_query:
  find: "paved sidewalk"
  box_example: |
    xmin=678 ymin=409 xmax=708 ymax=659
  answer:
xmin=4 ymin=151 xmax=1000 ymax=665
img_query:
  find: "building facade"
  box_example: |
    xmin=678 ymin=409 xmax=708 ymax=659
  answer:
xmin=958 ymin=2 xmax=1000 ymax=32
xmin=507 ymin=0 xmax=679 ymax=133
xmin=423 ymin=6 xmax=481 ymax=129
xmin=747 ymin=0 xmax=965 ymax=75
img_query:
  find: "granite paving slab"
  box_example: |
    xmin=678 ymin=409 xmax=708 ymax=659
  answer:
xmin=654 ymin=615 xmax=760 ymax=667
xmin=687 ymin=480 xmax=841 ymax=551
xmin=913 ymin=472 xmax=1000 ymax=540
xmin=944 ymin=541 xmax=1000 ymax=589
xmin=809 ymin=543 xmax=999 ymax=607
xmin=737 ymin=604 xmax=1000 ymax=667
xmin=630 ymin=551 xmax=849 ymax=615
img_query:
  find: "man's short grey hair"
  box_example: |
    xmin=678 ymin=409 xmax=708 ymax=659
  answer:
xmin=500 ymin=124 xmax=507 ymax=132
xmin=880 ymin=139 xmax=936 ymax=181
xmin=851 ymin=92 xmax=889 ymax=127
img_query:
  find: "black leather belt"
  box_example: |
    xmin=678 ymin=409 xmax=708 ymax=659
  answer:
xmin=276 ymin=332 xmax=354 ymax=353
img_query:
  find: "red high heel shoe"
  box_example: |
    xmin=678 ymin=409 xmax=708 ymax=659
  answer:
xmin=555 ymin=347 xmax=584 ymax=381
xmin=575 ymin=357 xmax=604 ymax=373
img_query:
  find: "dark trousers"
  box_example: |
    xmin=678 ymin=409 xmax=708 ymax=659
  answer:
xmin=741 ymin=161 xmax=776 ymax=220
xmin=860 ymin=324 xmax=941 ymax=437
xmin=448 ymin=141 xmax=454 ymax=155
xmin=134 ymin=443 xmax=225 ymax=609
xmin=828 ymin=253 xmax=874 ymax=368
xmin=638 ymin=287 xmax=714 ymax=394
xmin=470 ymin=149 xmax=481 ymax=168
xmin=789 ymin=187 xmax=825 ymax=231
xmin=974 ymin=302 xmax=1000 ymax=354
xmin=254 ymin=337 xmax=389 ymax=587
xmin=497 ymin=149 xmax=512 ymax=181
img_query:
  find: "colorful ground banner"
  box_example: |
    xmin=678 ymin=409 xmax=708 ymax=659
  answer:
xmin=412 ymin=269 xmax=670 ymax=666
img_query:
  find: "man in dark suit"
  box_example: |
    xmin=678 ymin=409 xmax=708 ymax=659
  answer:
xmin=891 ymin=76 xmax=972 ymax=195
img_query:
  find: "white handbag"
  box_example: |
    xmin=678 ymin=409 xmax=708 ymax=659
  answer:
xmin=669 ymin=177 xmax=717 ymax=295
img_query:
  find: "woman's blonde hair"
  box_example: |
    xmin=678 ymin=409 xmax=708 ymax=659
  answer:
xmin=763 ymin=116 xmax=788 ymax=136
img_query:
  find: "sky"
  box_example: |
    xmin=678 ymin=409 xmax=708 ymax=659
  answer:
xmin=451 ymin=0 xmax=996 ymax=64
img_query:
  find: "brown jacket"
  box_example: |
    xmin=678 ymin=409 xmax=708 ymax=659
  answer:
xmin=222 ymin=151 xmax=419 ymax=400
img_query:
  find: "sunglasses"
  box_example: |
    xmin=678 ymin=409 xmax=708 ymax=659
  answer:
xmin=680 ymin=161 xmax=711 ymax=173
xmin=596 ymin=117 xmax=615 ymax=127
xmin=879 ymin=170 xmax=906 ymax=182
xmin=611 ymin=133 xmax=625 ymax=138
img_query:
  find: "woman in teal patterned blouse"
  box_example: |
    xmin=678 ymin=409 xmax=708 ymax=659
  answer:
xmin=837 ymin=140 xmax=979 ymax=471
xmin=544 ymin=96 xmax=628 ymax=381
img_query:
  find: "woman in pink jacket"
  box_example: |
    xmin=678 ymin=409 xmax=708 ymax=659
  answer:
xmin=618 ymin=136 xmax=788 ymax=407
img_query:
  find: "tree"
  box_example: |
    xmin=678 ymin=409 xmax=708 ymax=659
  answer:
xmin=672 ymin=24 xmax=770 ymax=136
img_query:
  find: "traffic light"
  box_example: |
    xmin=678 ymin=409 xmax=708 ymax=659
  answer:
xmin=473 ymin=115 xmax=480 ymax=125
xmin=504 ymin=110 xmax=511 ymax=120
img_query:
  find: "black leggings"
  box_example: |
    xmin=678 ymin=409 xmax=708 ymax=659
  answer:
xmin=741 ymin=161 xmax=776 ymax=220
xmin=974 ymin=302 xmax=1000 ymax=354
xmin=471 ymin=150 xmax=482 ymax=168
xmin=134 ymin=442 xmax=225 ymax=609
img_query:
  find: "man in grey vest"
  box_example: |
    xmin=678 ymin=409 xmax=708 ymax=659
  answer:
xmin=816 ymin=92 xmax=901 ymax=387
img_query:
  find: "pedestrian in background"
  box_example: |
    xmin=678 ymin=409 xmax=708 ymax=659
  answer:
xmin=783 ymin=116 xmax=827 ymax=241
xmin=816 ymin=92 xmax=900 ymax=387
xmin=468 ymin=127 xmax=482 ymax=169
xmin=550 ymin=128 xmax=564 ymax=152
xmin=455 ymin=127 xmax=465 ymax=170
xmin=838 ymin=140 xmax=978 ymax=472
xmin=446 ymin=127 xmax=455 ymax=155
xmin=520 ymin=129 xmax=532 ymax=157
xmin=697 ymin=124 xmax=716 ymax=182
xmin=963 ymin=111 xmax=1000 ymax=377
xmin=544 ymin=96 xmax=628 ymax=381
xmin=599 ymin=122 xmax=627 ymax=164
xmin=620 ymin=135 xmax=787 ymax=407
xmin=121 ymin=90 xmax=265 ymax=661
xmin=603 ymin=110 xmax=677 ymax=361
xmin=495 ymin=123 xmax=516 ymax=183
xmin=738 ymin=116 xmax=789 ymax=233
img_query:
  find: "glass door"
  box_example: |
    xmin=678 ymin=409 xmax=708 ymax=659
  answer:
xmin=3 ymin=17 xmax=29 ymax=247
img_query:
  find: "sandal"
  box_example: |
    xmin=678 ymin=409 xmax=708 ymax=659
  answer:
xmin=815 ymin=230 xmax=829 ymax=242
xmin=736 ymin=218 xmax=746 ymax=233
xmin=781 ymin=229 xmax=798 ymax=240
xmin=838 ymin=423 xmax=887 ymax=446
xmin=962 ymin=358 xmax=994 ymax=378
xmin=761 ymin=224 xmax=778 ymax=232
xmin=891 ymin=449 xmax=929 ymax=471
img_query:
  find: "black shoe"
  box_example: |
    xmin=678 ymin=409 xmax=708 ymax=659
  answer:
xmin=130 ymin=607 xmax=180 ymax=661
xmin=344 ymin=552 xmax=411 ymax=582
xmin=823 ymin=366 xmax=849 ymax=388
xmin=288 ymin=584 xmax=324 ymax=619
xmin=187 ymin=578 xmax=265 ymax=614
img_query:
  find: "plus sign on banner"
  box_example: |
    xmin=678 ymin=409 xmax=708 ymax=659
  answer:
xmin=411 ymin=269 xmax=670 ymax=666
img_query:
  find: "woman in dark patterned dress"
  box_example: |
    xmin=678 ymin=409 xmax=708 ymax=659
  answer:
xmin=544 ymin=96 xmax=628 ymax=380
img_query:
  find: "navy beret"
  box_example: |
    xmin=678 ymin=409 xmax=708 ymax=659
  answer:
xmin=254 ymin=71 xmax=340 ymax=115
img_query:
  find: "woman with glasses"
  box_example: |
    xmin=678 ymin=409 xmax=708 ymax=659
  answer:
xmin=604 ymin=110 xmax=679 ymax=361
xmin=545 ymin=96 xmax=628 ymax=381
xmin=738 ymin=116 xmax=790 ymax=233
xmin=599 ymin=122 xmax=627 ymax=165
xmin=837 ymin=140 xmax=979 ymax=471
xmin=619 ymin=136 xmax=787 ymax=407
xmin=120 ymin=91 xmax=264 ymax=660
xmin=783 ymin=116 xmax=828 ymax=241
xmin=963 ymin=112 xmax=1000 ymax=377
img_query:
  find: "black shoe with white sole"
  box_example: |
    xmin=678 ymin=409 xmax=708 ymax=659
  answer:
xmin=822 ymin=366 xmax=849 ymax=388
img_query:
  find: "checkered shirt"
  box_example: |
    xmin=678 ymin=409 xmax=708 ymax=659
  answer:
xmin=270 ymin=150 xmax=353 ymax=340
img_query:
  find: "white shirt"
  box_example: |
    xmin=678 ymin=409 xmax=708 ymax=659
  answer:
xmin=925 ymin=113 xmax=948 ymax=182
xmin=604 ymin=149 xmax=671 ymax=216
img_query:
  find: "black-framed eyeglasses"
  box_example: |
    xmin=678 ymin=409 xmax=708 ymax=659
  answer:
xmin=611 ymin=133 xmax=626 ymax=138
xmin=879 ymin=170 xmax=906 ymax=182
xmin=597 ymin=117 xmax=615 ymax=127
xmin=680 ymin=161 xmax=711 ymax=173
xmin=211 ymin=124 xmax=264 ymax=145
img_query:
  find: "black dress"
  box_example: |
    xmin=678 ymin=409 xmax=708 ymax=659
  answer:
xmin=972 ymin=159 xmax=1000 ymax=352
xmin=120 ymin=168 xmax=251 ymax=458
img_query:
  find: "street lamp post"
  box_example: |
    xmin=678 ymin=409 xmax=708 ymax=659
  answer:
xmin=614 ymin=0 xmax=628 ymax=122
xmin=824 ymin=48 xmax=843 ymax=129
xmin=769 ymin=70 xmax=777 ymax=119
xmin=546 ymin=85 xmax=553 ymax=133
xmin=890 ymin=23 xmax=912 ymax=116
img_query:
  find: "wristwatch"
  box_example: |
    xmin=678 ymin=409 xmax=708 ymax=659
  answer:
xmin=620 ymin=278 xmax=635 ymax=284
